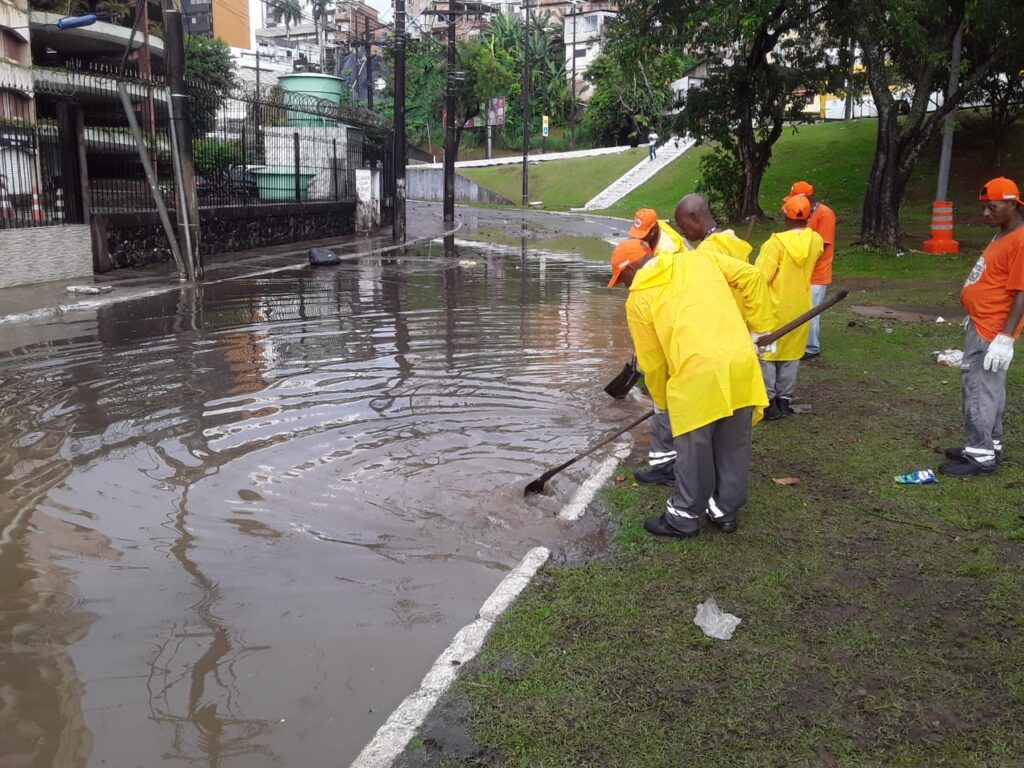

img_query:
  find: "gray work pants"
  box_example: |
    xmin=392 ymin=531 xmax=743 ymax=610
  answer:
xmin=649 ymin=408 xmax=676 ymax=467
xmin=806 ymin=284 xmax=827 ymax=354
xmin=760 ymin=360 xmax=800 ymax=399
xmin=961 ymin=322 xmax=1007 ymax=464
xmin=665 ymin=407 xmax=753 ymax=529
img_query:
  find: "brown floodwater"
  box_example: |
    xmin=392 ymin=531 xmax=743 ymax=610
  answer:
xmin=0 ymin=239 xmax=638 ymax=767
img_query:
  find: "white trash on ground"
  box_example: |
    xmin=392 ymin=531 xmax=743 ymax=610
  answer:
xmin=65 ymin=285 xmax=113 ymax=295
xmin=935 ymin=316 xmax=946 ymax=323
xmin=933 ymin=349 xmax=963 ymax=367
xmin=694 ymin=597 xmax=742 ymax=640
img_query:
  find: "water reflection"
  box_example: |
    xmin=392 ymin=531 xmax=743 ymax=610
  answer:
xmin=0 ymin=240 xmax=636 ymax=766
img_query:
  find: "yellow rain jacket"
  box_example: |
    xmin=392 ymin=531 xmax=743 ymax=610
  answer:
xmin=626 ymin=249 xmax=773 ymax=437
xmin=653 ymin=220 xmax=691 ymax=255
xmin=701 ymin=229 xmax=753 ymax=262
xmin=755 ymin=227 xmax=824 ymax=361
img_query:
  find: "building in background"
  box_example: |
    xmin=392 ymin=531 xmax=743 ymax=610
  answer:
xmin=0 ymin=0 xmax=33 ymax=122
xmin=563 ymin=3 xmax=616 ymax=103
xmin=182 ymin=0 xmax=252 ymax=48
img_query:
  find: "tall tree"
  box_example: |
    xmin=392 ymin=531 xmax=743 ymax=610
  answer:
xmin=847 ymin=0 xmax=1024 ymax=246
xmin=636 ymin=0 xmax=840 ymax=220
xmin=266 ymin=0 xmax=302 ymax=38
xmin=184 ymin=35 xmax=237 ymax=134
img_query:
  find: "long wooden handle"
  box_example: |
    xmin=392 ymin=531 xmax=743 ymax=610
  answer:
xmin=534 ymin=409 xmax=655 ymax=486
xmin=759 ymin=289 xmax=849 ymax=346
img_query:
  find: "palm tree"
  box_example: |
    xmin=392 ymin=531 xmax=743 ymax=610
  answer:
xmin=266 ymin=0 xmax=302 ymax=38
xmin=308 ymin=0 xmax=330 ymax=71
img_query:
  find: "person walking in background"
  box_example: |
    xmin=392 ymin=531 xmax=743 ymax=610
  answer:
xmin=788 ymin=181 xmax=836 ymax=360
xmin=648 ymin=130 xmax=659 ymax=161
xmin=940 ymin=177 xmax=1024 ymax=477
xmin=755 ymin=194 xmax=824 ymax=420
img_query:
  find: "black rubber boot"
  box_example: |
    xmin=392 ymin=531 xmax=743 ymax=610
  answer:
xmin=763 ymin=400 xmax=783 ymax=421
xmin=778 ymin=396 xmax=796 ymax=415
xmin=939 ymin=456 xmax=997 ymax=477
xmin=634 ymin=462 xmax=675 ymax=486
xmin=643 ymin=514 xmax=700 ymax=539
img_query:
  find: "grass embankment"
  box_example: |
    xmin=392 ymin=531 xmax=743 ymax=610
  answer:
xmin=400 ymin=252 xmax=1024 ymax=768
xmin=604 ymin=115 xmax=1024 ymax=252
xmin=460 ymin=147 xmax=647 ymax=208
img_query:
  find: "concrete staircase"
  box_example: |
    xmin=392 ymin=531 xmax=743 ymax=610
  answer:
xmin=582 ymin=136 xmax=696 ymax=211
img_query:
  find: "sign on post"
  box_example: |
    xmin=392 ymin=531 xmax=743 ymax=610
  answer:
xmin=542 ymin=115 xmax=549 ymax=137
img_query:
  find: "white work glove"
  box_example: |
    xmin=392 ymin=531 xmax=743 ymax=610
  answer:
xmin=752 ymin=331 xmax=776 ymax=358
xmin=983 ymin=333 xmax=1014 ymax=372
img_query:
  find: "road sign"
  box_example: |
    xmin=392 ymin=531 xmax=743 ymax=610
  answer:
xmin=542 ymin=115 xmax=549 ymax=137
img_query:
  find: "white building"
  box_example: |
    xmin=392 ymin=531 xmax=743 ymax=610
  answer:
xmin=564 ymin=7 xmax=616 ymax=103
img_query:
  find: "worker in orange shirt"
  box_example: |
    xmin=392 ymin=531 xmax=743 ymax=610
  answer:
xmin=940 ymin=177 xmax=1024 ymax=477
xmin=789 ymin=181 xmax=836 ymax=360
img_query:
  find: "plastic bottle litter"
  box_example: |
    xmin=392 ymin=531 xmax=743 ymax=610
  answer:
xmin=895 ymin=469 xmax=938 ymax=484
xmin=65 ymin=285 xmax=112 ymax=295
xmin=933 ymin=349 xmax=963 ymax=367
xmin=693 ymin=597 xmax=741 ymax=640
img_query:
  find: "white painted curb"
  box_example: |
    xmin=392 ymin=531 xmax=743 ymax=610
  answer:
xmin=349 ymin=546 xmax=551 ymax=768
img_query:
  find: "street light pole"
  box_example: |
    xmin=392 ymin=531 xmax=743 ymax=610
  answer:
xmin=569 ymin=2 xmax=577 ymax=150
xmin=520 ymin=0 xmax=530 ymax=205
xmin=443 ymin=6 xmax=457 ymax=224
xmin=393 ymin=0 xmax=407 ymax=241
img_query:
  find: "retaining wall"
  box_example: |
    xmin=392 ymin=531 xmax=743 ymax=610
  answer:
xmin=0 ymin=224 xmax=93 ymax=289
xmin=405 ymin=168 xmax=513 ymax=205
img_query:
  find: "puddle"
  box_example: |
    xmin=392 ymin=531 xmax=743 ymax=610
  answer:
xmin=850 ymin=304 xmax=963 ymax=323
xmin=0 ymin=240 xmax=640 ymax=766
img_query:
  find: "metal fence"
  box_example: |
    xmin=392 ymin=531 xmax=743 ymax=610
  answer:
xmin=0 ymin=66 xmax=394 ymax=227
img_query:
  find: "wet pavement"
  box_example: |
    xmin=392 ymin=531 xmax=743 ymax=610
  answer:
xmin=0 ymin=234 xmax=639 ymax=767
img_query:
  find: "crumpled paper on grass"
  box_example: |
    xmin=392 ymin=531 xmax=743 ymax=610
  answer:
xmin=933 ymin=349 xmax=963 ymax=367
xmin=694 ymin=597 xmax=742 ymax=640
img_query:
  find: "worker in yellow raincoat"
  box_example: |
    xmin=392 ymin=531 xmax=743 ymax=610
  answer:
xmin=608 ymin=210 xmax=774 ymax=539
xmin=626 ymin=209 xmax=692 ymax=487
xmin=755 ymin=194 xmax=824 ymax=420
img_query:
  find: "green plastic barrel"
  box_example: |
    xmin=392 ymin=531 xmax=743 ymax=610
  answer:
xmin=254 ymin=167 xmax=317 ymax=200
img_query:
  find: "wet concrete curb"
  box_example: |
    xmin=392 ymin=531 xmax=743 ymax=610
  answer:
xmin=349 ymin=437 xmax=632 ymax=768
xmin=0 ymin=221 xmax=464 ymax=328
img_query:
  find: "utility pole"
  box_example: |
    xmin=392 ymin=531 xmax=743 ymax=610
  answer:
xmin=569 ymin=0 xmax=577 ymax=150
xmin=922 ymin=18 xmax=963 ymax=255
xmin=443 ymin=6 xmax=456 ymax=224
xmin=163 ymin=3 xmax=202 ymax=278
xmin=364 ymin=17 xmax=373 ymax=109
xmin=520 ymin=0 xmax=530 ymax=205
xmin=393 ymin=0 xmax=407 ymax=241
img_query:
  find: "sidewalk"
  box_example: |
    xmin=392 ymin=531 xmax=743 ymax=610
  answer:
xmin=413 ymin=145 xmax=633 ymax=171
xmin=0 ymin=211 xmax=458 ymax=326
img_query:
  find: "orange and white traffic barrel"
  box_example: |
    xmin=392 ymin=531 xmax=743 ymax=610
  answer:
xmin=922 ymin=200 xmax=959 ymax=254
xmin=30 ymin=184 xmax=44 ymax=223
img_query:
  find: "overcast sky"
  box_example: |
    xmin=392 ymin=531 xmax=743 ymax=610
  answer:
xmin=364 ymin=0 xmax=393 ymax=23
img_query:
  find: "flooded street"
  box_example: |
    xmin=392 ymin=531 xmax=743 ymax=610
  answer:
xmin=0 ymin=238 xmax=637 ymax=767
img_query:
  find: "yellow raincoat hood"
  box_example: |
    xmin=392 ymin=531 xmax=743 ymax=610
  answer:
xmin=626 ymin=250 xmax=771 ymax=437
xmin=703 ymin=230 xmax=753 ymax=263
xmin=755 ymin=227 xmax=824 ymax=361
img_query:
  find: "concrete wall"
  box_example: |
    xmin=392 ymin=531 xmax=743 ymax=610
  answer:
xmin=0 ymin=224 xmax=92 ymax=289
xmin=405 ymin=167 xmax=513 ymax=205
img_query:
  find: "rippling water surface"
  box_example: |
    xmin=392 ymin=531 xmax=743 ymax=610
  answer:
xmin=0 ymin=240 xmax=638 ymax=767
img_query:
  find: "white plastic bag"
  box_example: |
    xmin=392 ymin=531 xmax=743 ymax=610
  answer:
xmin=694 ymin=597 xmax=741 ymax=640
xmin=933 ymin=349 xmax=963 ymax=367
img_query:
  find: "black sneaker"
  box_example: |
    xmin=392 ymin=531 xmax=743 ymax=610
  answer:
xmin=763 ymin=401 xmax=783 ymax=421
xmin=705 ymin=510 xmax=738 ymax=533
xmin=777 ymin=396 xmax=796 ymax=415
xmin=634 ymin=462 xmax=675 ymax=486
xmin=939 ymin=457 xmax=997 ymax=477
xmin=944 ymin=446 xmax=1003 ymax=465
xmin=802 ymin=351 xmax=820 ymax=361
xmin=644 ymin=513 xmax=700 ymax=539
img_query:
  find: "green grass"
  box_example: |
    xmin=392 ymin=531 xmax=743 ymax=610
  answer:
xmin=603 ymin=115 xmax=1024 ymax=253
xmin=460 ymin=147 xmax=648 ymax=208
xmin=398 ymin=256 xmax=1024 ymax=768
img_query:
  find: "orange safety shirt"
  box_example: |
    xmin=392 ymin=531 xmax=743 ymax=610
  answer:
xmin=961 ymin=226 xmax=1024 ymax=342
xmin=807 ymin=202 xmax=836 ymax=285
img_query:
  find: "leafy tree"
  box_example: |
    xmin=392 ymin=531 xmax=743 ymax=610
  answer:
xmin=184 ymin=36 xmax=237 ymax=134
xmin=845 ymin=0 xmax=1024 ymax=246
xmin=578 ymin=17 xmax=687 ymax=147
xmin=632 ymin=1 xmax=841 ymax=220
xmin=266 ymin=0 xmax=302 ymax=37
xmin=966 ymin=45 xmax=1024 ymax=167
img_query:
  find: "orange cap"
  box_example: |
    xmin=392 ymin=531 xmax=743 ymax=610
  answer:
xmin=979 ymin=177 xmax=1022 ymax=205
xmin=628 ymin=209 xmax=659 ymax=238
xmin=790 ymin=180 xmax=814 ymax=197
xmin=782 ymin=194 xmax=811 ymax=221
xmin=608 ymin=240 xmax=652 ymax=287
